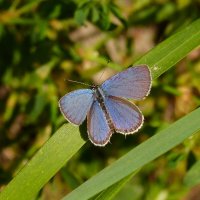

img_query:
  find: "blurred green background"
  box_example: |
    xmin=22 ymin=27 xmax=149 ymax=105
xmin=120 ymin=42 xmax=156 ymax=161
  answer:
xmin=0 ymin=0 xmax=200 ymax=199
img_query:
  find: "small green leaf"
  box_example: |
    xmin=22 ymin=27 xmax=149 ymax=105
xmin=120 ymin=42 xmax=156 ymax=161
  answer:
xmin=28 ymin=92 xmax=47 ymax=123
xmin=98 ymin=4 xmax=110 ymax=30
xmin=110 ymin=3 xmax=127 ymax=26
xmin=74 ymin=7 xmax=89 ymax=25
xmin=91 ymin=7 xmax=100 ymax=23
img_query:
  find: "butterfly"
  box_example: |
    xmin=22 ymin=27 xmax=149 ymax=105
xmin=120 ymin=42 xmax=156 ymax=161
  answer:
xmin=59 ymin=65 xmax=152 ymax=146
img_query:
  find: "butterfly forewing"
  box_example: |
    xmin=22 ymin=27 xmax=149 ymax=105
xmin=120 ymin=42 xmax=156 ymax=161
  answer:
xmin=101 ymin=65 xmax=151 ymax=100
xmin=87 ymin=101 xmax=112 ymax=146
xmin=59 ymin=65 xmax=152 ymax=146
xmin=104 ymin=96 xmax=143 ymax=134
xmin=59 ymin=89 xmax=94 ymax=125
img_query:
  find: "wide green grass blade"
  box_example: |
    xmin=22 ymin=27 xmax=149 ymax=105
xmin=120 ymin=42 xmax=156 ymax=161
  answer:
xmin=0 ymin=124 xmax=85 ymax=200
xmin=62 ymin=107 xmax=200 ymax=200
xmin=135 ymin=19 xmax=200 ymax=79
xmin=0 ymin=19 xmax=200 ymax=200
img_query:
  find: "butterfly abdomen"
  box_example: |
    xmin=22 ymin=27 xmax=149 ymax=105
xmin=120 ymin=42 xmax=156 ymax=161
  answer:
xmin=95 ymin=87 xmax=115 ymax=133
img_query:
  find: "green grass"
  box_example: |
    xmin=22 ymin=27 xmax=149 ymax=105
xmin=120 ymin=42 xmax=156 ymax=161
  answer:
xmin=0 ymin=125 xmax=85 ymax=200
xmin=63 ymin=107 xmax=200 ymax=200
xmin=135 ymin=18 xmax=200 ymax=78
xmin=0 ymin=19 xmax=200 ymax=200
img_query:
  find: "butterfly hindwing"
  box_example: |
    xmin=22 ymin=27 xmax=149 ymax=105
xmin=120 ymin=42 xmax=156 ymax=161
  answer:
xmin=101 ymin=65 xmax=151 ymax=100
xmin=59 ymin=65 xmax=152 ymax=146
xmin=59 ymin=89 xmax=94 ymax=125
xmin=104 ymin=96 xmax=143 ymax=134
xmin=87 ymin=101 xmax=112 ymax=146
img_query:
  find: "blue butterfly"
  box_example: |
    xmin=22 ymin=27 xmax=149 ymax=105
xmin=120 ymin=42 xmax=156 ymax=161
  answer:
xmin=59 ymin=65 xmax=152 ymax=146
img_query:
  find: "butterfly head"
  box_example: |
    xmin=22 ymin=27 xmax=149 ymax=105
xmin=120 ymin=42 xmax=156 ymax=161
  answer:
xmin=90 ymin=84 xmax=98 ymax=90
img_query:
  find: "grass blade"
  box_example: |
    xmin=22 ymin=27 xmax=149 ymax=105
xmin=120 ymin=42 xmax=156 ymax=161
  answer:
xmin=135 ymin=19 xmax=200 ymax=79
xmin=91 ymin=171 xmax=139 ymax=200
xmin=0 ymin=124 xmax=85 ymax=200
xmin=63 ymin=107 xmax=200 ymax=200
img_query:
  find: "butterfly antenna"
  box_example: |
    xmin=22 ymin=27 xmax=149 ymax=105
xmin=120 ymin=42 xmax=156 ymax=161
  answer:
xmin=97 ymin=69 xmax=106 ymax=83
xmin=65 ymin=79 xmax=92 ymax=87
xmin=97 ymin=57 xmax=112 ymax=83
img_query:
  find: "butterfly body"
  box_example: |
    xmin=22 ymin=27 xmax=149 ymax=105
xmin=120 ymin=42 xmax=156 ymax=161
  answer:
xmin=59 ymin=65 xmax=152 ymax=146
xmin=91 ymin=86 xmax=115 ymax=132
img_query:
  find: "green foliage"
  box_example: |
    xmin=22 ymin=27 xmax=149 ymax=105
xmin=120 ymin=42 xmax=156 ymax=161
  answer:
xmin=0 ymin=0 xmax=200 ymax=199
xmin=74 ymin=1 xmax=126 ymax=30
